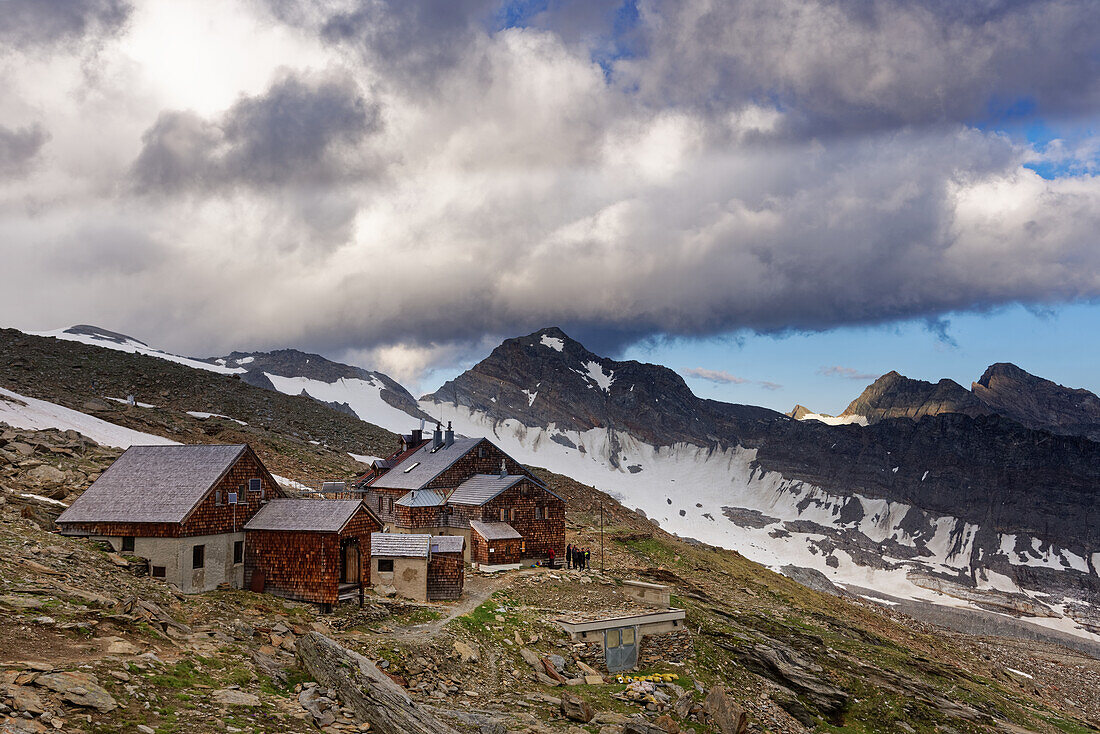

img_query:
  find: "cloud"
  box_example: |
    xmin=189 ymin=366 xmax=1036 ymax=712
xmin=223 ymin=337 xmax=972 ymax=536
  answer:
xmin=818 ymin=366 xmax=879 ymax=381
xmin=618 ymin=0 xmax=1100 ymax=135
xmin=683 ymin=368 xmax=782 ymax=390
xmin=0 ymin=0 xmax=131 ymax=49
xmin=0 ymin=123 xmax=49 ymax=176
xmin=132 ymin=70 xmax=382 ymax=192
xmin=3 ymin=1 xmax=1100 ymax=383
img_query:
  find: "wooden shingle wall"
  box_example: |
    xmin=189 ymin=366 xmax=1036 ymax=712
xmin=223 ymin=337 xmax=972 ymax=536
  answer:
xmin=427 ymin=551 xmax=464 ymax=600
xmin=480 ymin=480 xmax=565 ymax=560
xmin=471 ymin=533 xmax=522 ymax=565
xmin=182 ymin=450 xmax=281 ymax=536
xmin=245 ymin=506 xmax=380 ymax=606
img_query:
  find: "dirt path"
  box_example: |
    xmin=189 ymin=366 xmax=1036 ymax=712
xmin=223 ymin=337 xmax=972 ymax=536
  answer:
xmin=389 ymin=572 xmax=510 ymax=642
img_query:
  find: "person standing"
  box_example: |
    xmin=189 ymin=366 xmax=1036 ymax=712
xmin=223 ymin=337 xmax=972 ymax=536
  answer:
xmin=584 ymin=548 xmax=591 ymax=570
xmin=566 ymin=543 xmax=573 ymax=569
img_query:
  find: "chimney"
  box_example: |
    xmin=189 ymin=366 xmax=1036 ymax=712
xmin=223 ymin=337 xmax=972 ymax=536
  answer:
xmin=444 ymin=421 xmax=454 ymax=447
xmin=433 ymin=423 xmax=443 ymax=449
xmin=411 ymin=428 xmax=422 ymax=445
xmin=500 ymin=459 xmax=507 ymax=478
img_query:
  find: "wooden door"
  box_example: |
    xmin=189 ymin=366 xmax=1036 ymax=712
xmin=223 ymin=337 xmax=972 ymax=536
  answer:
xmin=340 ymin=539 xmax=360 ymax=584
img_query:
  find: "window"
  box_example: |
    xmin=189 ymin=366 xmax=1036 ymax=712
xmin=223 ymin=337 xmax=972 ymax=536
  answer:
xmin=478 ymin=446 xmax=486 ymax=458
xmin=121 ymin=536 xmax=135 ymax=553
xmin=622 ymin=627 xmax=636 ymax=646
xmin=152 ymin=566 xmax=166 ymax=578
xmin=403 ymin=461 xmax=420 ymax=473
xmin=499 ymin=508 xmax=506 ymax=522
xmin=377 ymin=559 xmax=394 ymax=573
xmin=387 ymin=497 xmax=393 ymax=513
xmin=535 ymin=506 xmax=543 ymax=521
xmin=378 ymin=496 xmax=383 ymax=513
xmin=509 ymin=508 xmax=517 ymax=521
xmin=192 ymin=545 xmax=205 ymax=570
xmin=233 ymin=540 xmax=244 ymax=565
xmin=249 ymin=478 xmax=261 ymax=493
xmin=606 ymin=629 xmax=621 ymax=648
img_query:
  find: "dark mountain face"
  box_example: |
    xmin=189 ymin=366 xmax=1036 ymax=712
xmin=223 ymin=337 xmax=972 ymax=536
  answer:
xmin=839 ymin=371 xmax=992 ymax=422
xmin=424 ymin=327 xmax=1100 ymax=605
xmin=423 ymin=327 xmax=750 ymax=450
xmin=837 ymin=363 xmax=1100 ymax=443
xmin=972 ymin=363 xmax=1100 ymax=442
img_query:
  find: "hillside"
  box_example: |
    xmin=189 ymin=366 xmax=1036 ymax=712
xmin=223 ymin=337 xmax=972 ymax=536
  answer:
xmin=4 ymin=422 xmax=1100 ymax=733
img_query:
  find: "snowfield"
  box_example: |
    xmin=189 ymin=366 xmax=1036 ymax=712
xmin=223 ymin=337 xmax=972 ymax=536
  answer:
xmin=32 ymin=328 xmax=245 ymax=375
xmin=262 ymin=373 xmax=416 ymax=434
xmin=0 ymin=387 xmax=178 ymax=449
xmin=422 ymin=399 xmax=1100 ymax=643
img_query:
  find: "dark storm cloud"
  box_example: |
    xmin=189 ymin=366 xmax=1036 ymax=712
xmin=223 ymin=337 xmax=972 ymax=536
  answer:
xmin=132 ymin=71 xmax=382 ymax=192
xmin=619 ymin=0 xmax=1100 ymax=134
xmin=0 ymin=0 xmax=131 ymax=49
xmin=0 ymin=123 xmax=49 ymax=176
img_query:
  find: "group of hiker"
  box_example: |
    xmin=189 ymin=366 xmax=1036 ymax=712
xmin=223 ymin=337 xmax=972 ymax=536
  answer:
xmin=565 ymin=543 xmax=592 ymax=570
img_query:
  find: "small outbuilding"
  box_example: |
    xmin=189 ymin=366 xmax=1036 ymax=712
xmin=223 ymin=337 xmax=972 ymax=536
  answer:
xmin=469 ymin=520 xmax=523 ymax=570
xmin=370 ymin=533 xmax=466 ymax=602
xmin=244 ymin=499 xmax=381 ymax=608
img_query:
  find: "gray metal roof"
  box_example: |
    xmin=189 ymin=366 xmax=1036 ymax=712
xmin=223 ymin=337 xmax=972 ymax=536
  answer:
xmin=429 ymin=535 xmax=466 ymax=554
xmin=368 ymin=437 xmax=482 ymax=491
xmin=57 ymin=444 xmax=249 ymax=525
xmin=395 ymin=489 xmax=449 ymax=507
xmin=371 ymin=533 xmax=431 ymax=558
xmin=448 ymin=474 xmax=527 ymax=505
xmin=244 ymin=499 xmax=367 ymax=533
xmin=469 ymin=520 xmax=522 ymax=541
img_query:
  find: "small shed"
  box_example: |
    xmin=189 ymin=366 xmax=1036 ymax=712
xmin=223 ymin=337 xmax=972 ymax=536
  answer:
xmin=370 ymin=533 xmax=466 ymax=602
xmin=244 ymin=499 xmax=381 ymax=608
xmin=469 ymin=520 xmax=523 ymax=570
xmin=427 ymin=535 xmax=466 ymax=600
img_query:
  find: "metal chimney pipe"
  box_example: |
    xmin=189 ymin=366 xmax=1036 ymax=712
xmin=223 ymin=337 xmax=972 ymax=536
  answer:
xmin=444 ymin=421 xmax=454 ymax=447
xmin=433 ymin=423 xmax=443 ymax=449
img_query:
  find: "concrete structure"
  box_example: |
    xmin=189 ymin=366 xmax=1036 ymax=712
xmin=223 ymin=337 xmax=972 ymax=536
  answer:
xmin=556 ymin=608 xmax=687 ymax=673
xmin=621 ymin=580 xmax=672 ymax=608
xmin=370 ymin=533 xmax=465 ymax=602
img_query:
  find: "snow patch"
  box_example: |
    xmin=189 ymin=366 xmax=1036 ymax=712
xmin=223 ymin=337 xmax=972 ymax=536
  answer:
xmin=105 ymin=396 xmax=156 ymax=408
xmin=263 ymin=373 xmax=419 ymax=433
xmin=31 ymin=328 xmax=246 ymax=375
xmin=797 ymin=413 xmax=868 ymax=426
xmin=522 ymin=389 xmax=538 ymax=407
xmin=0 ymin=387 xmax=179 ymax=449
xmin=186 ymin=411 xmax=247 ymax=426
xmin=18 ymin=493 xmax=69 ymax=507
xmin=578 ymin=361 xmax=614 ymax=392
xmin=540 ymin=335 xmax=564 ymax=351
xmin=348 ymin=453 xmax=381 ymax=465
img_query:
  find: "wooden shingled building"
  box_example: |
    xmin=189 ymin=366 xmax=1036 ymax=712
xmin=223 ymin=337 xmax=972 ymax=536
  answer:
xmin=358 ymin=423 xmax=565 ymax=564
xmin=244 ymin=499 xmax=381 ymax=608
xmin=56 ymin=444 xmax=285 ymax=593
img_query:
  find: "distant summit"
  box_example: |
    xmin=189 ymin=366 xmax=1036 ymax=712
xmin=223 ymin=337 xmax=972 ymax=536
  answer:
xmin=839 ymin=371 xmax=991 ymax=423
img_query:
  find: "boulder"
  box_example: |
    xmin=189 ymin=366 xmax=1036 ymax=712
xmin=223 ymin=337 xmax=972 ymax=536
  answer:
xmin=6 ymin=685 xmax=44 ymax=714
xmin=702 ymin=686 xmax=748 ymax=734
xmin=519 ymin=648 xmax=542 ymax=670
xmin=212 ymin=689 xmax=261 ymax=707
xmin=653 ymin=715 xmax=679 ymax=733
xmin=296 ymin=632 xmax=460 ymax=734
xmin=453 ymin=641 xmax=479 ymax=664
xmin=25 ymin=465 xmax=65 ymax=486
xmin=34 ymin=672 xmax=117 ymax=712
xmin=560 ymin=691 xmax=595 ymax=723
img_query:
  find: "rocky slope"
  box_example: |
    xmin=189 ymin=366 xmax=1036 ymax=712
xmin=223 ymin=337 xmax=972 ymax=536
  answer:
xmin=423 ymin=328 xmax=1100 ymax=640
xmin=973 ymin=362 xmax=1100 ymax=441
xmin=4 ymin=423 xmax=1100 ymax=733
xmin=838 ymin=371 xmax=993 ymax=422
xmin=837 ymin=362 xmax=1100 ymax=443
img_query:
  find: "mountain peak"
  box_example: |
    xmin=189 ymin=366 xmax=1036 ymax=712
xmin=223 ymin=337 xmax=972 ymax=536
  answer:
xmin=63 ymin=324 xmax=148 ymax=348
xmin=841 ymin=371 xmax=989 ymax=422
xmin=972 ymin=362 xmax=1100 ymax=440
